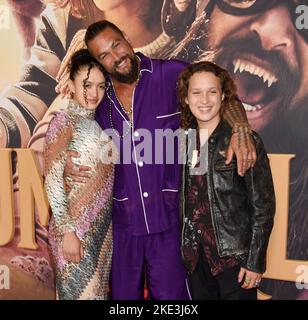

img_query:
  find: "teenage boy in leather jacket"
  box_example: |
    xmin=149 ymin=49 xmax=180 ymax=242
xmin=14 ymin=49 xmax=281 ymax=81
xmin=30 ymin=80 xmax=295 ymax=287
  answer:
xmin=177 ymin=61 xmax=275 ymax=300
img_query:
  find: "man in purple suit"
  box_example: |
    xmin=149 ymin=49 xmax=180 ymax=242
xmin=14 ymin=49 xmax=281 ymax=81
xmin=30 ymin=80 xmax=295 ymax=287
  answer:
xmin=66 ymin=20 xmax=256 ymax=300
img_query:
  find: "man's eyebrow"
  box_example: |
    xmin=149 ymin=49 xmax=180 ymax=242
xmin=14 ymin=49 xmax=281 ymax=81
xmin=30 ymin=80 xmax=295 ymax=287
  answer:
xmin=111 ymin=39 xmax=121 ymax=47
xmin=97 ymin=38 xmax=121 ymax=59
xmin=98 ymin=52 xmax=107 ymax=60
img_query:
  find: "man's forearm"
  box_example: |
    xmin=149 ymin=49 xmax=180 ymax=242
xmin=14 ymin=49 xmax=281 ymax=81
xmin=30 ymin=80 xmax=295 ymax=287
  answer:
xmin=223 ymin=99 xmax=250 ymax=129
xmin=224 ymin=99 xmax=256 ymax=173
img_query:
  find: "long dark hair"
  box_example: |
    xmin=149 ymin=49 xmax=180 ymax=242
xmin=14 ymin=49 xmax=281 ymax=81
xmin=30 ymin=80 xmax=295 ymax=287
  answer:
xmin=69 ymin=49 xmax=106 ymax=104
xmin=85 ymin=20 xmax=125 ymax=46
xmin=162 ymin=0 xmax=197 ymax=41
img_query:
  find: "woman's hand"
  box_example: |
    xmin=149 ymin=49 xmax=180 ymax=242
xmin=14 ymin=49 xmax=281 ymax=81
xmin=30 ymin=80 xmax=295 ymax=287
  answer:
xmin=238 ymin=267 xmax=262 ymax=289
xmin=62 ymin=232 xmax=84 ymax=263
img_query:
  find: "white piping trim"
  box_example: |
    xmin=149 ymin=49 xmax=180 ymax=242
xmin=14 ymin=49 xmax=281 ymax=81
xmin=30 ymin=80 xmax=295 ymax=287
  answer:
xmin=113 ymin=197 xmax=128 ymax=202
xmin=106 ymin=82 xmax=130 ymax=126
xmin=131 ymin=87 xmax=150 ymax=234
xmin=186 ymin=278 xmax=192 ymax=300
xmin=156 ymin=111 xmax=181 ymax=119
xmin=139 ymin=55 xmax=153 ymax=73
xmin=162 ymin=189 xmax=179 ymax=192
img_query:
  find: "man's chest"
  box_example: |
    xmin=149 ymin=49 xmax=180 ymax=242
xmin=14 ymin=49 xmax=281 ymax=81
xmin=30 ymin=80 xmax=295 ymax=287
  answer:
xmin=113 ymin=86 xmax=134 ymax=119
xmin=101 ymin=87 xmax=180 ymax=132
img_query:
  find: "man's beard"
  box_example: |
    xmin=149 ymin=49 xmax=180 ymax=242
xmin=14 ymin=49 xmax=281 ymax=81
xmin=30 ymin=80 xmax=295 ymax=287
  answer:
xmin=262 ymin=94 xmax=308 ymax=153
xmin=201 ymin=32 xmax=300 ymax=131
xmin=111 ymin=55 xmax=139 ymax=84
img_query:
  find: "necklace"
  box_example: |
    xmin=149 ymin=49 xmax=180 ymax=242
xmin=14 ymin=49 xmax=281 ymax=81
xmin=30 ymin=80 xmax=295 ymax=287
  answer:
xmin=113 ymin=81 xmax=133 ymax=117
xmin=108 ymin=61 xmax=141 ymax=138
xmin=108 ymin=81 xmax=133 ymax=138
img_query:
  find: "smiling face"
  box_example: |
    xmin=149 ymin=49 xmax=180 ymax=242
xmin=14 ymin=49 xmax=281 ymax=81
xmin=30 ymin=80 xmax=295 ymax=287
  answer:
xmin=87 ymin=27 xmax=139 ymax=84
xmin=185 ymin=71 xmax=223 ymax=129
xmin=93 ymin=0 xmax=128 ymax=11
xmin=203 ymin=1 xmax=308 ymax=131
xmin=69 ymin=66 xmax=106 ymax=110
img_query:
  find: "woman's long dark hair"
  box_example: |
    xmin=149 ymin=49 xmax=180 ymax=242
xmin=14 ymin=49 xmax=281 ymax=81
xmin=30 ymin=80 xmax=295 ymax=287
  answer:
xmin=69 ymin=48 xmax=106 ymax=104
xmin=162 ymin=0 xmax=197 ymax=41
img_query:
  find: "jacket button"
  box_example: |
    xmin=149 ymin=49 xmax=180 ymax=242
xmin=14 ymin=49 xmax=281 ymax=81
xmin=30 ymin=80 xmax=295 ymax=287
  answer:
xmin=197 ymin=230 xmax=202 ymax=234
xmin=143 ymin=192 xmax=149 ymax=198
xmin=138 ymin=161 xmax=144 ymax=167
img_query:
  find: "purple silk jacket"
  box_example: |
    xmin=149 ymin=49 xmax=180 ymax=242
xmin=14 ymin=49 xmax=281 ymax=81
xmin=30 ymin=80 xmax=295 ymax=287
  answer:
xmin=95 ymin=53 xmax=187 ymax=236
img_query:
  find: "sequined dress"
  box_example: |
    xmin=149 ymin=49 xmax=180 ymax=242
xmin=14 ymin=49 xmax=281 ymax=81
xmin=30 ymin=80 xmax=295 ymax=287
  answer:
xmin=44 ymin=100 xmax=117 ymax=300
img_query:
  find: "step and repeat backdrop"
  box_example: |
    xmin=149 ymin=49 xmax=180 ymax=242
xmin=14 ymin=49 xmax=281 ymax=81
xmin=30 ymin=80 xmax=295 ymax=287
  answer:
xmin=0 ymin=0 xmax=308 ymax=299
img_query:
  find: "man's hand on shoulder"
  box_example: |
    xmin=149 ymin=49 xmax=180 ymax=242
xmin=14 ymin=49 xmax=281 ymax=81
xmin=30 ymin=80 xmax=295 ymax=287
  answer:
xmin=226 ymin=125 xmax=257 ymax=176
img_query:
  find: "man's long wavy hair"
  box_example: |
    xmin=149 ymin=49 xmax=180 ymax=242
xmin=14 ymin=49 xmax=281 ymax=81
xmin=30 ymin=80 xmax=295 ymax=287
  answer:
xmin=177 ymin=61 xmax=238 ymax=129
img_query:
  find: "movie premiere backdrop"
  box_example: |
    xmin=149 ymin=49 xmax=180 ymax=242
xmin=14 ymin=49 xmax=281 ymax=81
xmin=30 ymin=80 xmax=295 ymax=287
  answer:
xmin=0 ymin=0 xmax=307 ymax=300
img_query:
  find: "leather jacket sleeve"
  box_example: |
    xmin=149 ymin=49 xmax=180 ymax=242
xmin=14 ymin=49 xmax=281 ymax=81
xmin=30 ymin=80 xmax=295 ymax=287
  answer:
xmin=243 ymin=133 xmax=276 ymax=273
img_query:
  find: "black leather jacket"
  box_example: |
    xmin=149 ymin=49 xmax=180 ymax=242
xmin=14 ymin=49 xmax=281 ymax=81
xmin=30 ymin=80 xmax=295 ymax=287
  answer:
xmin=180 ymin=121 xmax=275 ymax=273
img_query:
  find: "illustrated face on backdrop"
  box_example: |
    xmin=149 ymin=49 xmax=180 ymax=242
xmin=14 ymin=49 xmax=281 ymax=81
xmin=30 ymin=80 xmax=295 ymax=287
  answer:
xmin=93 ymin=0 xmax=131 ymax=11
xmin=203 ymin=0 xmax=308 ymax=131
xmin=174 ymin=0 xmax=193 ymax=12
xmin=69 ymin=66 xmax=106 ymax=110
xmin=87 ymin=27 xmax=139 ymax=84
xmin=185 ymin=71 xmax=223 ymax=128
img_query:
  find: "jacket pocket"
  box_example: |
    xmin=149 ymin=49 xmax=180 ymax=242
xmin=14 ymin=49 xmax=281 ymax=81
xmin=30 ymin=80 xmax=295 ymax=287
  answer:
xmin=162 ymin=188 xmax=179 ymax=212
xmin=113 ymin=196 xmax=128 ymax=202
xmin=155 ymin=112 xmax=181 ymax=131
xmin=156 ymin=112 xmax=181 ymax=119
xmin=112 ymin=193 xmax=130 ymax=225
xmin=214 ymin=159 xmax=237 ymax=172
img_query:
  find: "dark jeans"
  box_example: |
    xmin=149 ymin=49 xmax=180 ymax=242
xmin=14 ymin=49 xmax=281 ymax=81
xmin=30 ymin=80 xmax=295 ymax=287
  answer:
xmin=189 ymin=246 xmax=257 ymax=300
